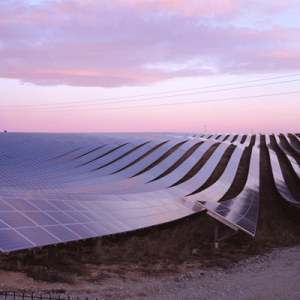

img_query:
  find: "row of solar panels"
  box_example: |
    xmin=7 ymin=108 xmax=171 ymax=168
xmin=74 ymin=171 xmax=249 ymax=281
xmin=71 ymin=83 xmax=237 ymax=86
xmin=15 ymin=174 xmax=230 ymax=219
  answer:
xmin=0 ymin=132 xmax=300 ymax=253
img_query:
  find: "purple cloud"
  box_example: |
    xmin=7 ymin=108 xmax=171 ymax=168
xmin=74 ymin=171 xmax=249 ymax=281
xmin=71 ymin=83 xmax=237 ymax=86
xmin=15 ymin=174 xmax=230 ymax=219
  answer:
xmin=0 ymin=0 xmax=300 ymax=87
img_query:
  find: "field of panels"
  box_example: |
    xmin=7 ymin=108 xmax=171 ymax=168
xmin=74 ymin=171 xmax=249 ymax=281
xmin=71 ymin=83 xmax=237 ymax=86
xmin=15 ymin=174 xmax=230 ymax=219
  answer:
xmin=1 ymin=132 xmax=300 ymax=253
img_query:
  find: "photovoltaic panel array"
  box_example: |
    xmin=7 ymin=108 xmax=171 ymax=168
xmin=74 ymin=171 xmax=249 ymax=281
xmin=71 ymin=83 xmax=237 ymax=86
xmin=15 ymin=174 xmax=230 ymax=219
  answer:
xmin=1 ymin=132 xmax=300 ymax=253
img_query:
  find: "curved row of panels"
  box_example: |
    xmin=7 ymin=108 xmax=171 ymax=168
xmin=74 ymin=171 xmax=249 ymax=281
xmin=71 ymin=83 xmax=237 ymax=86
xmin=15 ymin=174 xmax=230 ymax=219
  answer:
xmin=0 ymin=132 xmax=300 ymax=253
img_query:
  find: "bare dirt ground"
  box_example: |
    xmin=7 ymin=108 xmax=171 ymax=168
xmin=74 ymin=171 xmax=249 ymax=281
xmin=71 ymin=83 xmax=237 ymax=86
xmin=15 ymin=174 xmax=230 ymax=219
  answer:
xmin=1 ymin=245 xmax=300 ymax=300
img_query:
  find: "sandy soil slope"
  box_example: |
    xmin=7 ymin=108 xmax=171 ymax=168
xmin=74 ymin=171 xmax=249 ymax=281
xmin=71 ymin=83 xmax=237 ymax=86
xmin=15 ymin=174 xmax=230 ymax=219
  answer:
xmin=1 ymin=245 xmax=300 ymax=300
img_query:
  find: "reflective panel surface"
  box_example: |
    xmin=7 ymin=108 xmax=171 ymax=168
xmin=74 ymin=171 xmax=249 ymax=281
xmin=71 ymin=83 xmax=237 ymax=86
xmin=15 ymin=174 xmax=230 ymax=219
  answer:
xmin=1 ymin=132 xmax=299 ymax=252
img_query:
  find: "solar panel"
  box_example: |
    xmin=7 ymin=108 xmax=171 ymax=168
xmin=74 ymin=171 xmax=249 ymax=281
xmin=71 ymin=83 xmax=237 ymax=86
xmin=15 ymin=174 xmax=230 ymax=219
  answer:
xmin=197 ymin=142 xmax=260 ymax=237
xmin=266 ymin=135 xmax=300 ymax=208
xmin=0 ymin=132 xmax=299 ymax=253
xmin=188 ymin=143 xmax=245 ymax=203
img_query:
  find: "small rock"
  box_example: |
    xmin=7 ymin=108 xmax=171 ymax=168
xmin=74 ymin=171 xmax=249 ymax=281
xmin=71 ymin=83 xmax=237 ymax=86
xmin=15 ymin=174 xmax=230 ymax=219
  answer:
xmin=192 ymin=248 xmax=200 ymax=256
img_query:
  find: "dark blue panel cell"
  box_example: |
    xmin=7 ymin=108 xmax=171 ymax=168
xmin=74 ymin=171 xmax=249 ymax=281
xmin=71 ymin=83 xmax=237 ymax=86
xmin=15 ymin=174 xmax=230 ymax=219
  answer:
xmin=0 ymin=200 xmax=15 ymax=211
xmin=3 ymin=198 xmax=39 ymax=211
xmin=96 ymin=219 xmax=123 ymax=234
xmin=0 ymin=192 xmax=14 ymax=197
xmin=84 ymin=222 xmax=111 ymax=236
xmin=0 ymin=220 xmax=9 ymax=229
xmin=43 ymin=225 xmax=80 ymax=241
xmin=65 ymin=211 xmax=93 ymax=223
xmin=22 ymin=211 xmax=59 ymax=226
xmin=47 ymin=200 xmax=74 ymax=211
xmin=16 ymin=227 xmax=60 ymax=246
xmin=0 ymin=212 xmax=37 ymax=228
xmin=52 ymin=194 xmax=69 ymax=200
xmin=46 ymin=211 xmax=77 ymax=224
xmin=66 ymin=224 xmax=98 ymax=239
xmin=66 ymin=201 xmax=88 ymax=211
xmin=80 ymin=210 xmax=101 ymax=222
xmin=0 ymin=229 xmax=34 ymax=252
xmin=27 ymin=200 xmax=59 ymax=211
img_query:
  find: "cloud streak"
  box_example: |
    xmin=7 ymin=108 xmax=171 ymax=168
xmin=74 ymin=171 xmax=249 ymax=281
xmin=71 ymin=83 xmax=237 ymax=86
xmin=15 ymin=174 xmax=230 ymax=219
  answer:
xmin=0 ymin=0 xmax=300 ymax=87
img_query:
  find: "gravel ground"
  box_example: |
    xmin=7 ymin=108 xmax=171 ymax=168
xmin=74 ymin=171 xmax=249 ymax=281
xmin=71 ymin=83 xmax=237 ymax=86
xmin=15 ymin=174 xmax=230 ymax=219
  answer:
xmin=1 ymin=245 xmax=300 ymax=300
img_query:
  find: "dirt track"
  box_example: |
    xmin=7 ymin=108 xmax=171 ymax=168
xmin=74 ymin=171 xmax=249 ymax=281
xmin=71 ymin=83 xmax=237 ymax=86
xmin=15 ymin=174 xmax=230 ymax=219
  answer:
xmin=1 ymin=245 xmax=300 ymax=300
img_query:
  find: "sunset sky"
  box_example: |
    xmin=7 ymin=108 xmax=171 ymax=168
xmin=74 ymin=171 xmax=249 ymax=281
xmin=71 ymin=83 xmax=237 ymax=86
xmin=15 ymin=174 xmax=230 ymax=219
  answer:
xmin=1 ymin=0 xmax=300 ymax=134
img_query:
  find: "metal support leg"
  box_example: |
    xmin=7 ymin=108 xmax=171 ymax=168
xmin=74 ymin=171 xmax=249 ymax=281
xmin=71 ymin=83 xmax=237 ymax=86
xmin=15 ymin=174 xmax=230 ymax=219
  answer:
xmin=214 ymin=219 xmax=220 ymax=249
xmin=214 ymin=218 xmax=239 ymax=248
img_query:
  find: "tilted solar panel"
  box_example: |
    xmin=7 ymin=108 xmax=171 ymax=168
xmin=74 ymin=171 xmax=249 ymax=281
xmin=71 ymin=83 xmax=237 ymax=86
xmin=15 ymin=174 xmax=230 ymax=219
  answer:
xmin=1 ymin=132 xmax=299 ymax=252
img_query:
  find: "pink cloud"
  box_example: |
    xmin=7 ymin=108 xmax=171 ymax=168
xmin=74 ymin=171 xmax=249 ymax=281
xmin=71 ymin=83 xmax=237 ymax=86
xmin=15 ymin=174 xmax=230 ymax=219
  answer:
xmin=0 ymin=0 xmax=300 ymax=87
xmin=117 ymin=0 xmax=239 ymax=17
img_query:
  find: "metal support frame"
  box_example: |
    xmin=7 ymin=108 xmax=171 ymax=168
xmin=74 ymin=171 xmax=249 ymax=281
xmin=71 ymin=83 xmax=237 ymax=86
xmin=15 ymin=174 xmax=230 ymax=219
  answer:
xmin=214 ymin=219 xmax=239 ymax=248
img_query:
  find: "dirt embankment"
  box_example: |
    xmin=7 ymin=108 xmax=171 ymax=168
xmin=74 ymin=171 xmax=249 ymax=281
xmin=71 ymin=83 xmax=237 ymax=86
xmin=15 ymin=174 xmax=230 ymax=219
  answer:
xmin=1 ymin=246 xmax=300 ymax=300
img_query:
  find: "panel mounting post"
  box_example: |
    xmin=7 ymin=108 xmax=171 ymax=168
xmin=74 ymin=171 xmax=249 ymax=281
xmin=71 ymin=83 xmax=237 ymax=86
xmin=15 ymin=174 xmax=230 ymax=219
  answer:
xmin=214 ymin=219 xmax=220 ymax=248
xmin=213 ymin=218 xmax=239 ymax=249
